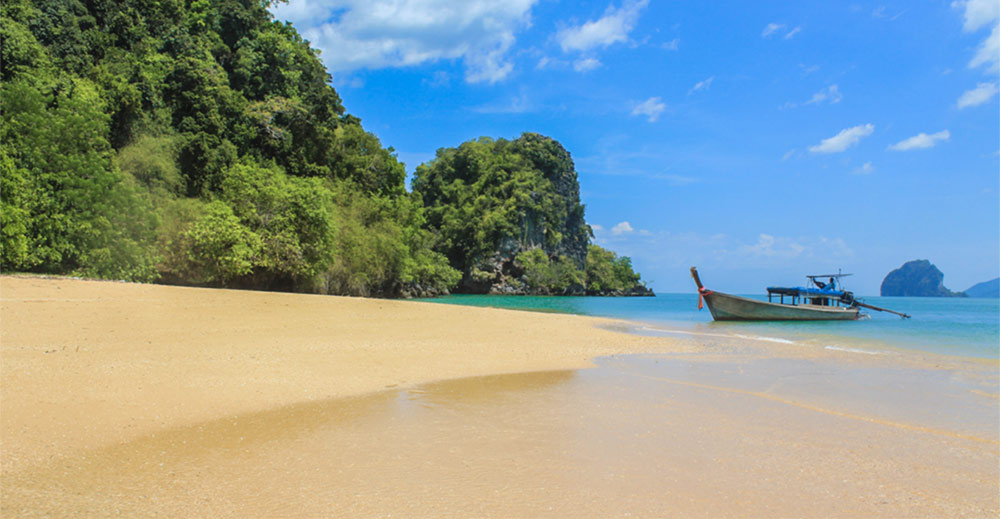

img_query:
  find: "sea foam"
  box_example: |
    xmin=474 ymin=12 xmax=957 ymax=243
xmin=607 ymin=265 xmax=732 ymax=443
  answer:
xmin=639 ymin=326 xmax=798 ymax=345
xmin=824 ymin=345 xmax=884 ymax=355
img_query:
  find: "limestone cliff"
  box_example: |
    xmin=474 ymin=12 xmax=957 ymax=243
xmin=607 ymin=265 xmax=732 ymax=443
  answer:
xmin=412 ymin=133 xmax=650 ymax=296
xmin=880 ymin=260 xmax=967 ymax=297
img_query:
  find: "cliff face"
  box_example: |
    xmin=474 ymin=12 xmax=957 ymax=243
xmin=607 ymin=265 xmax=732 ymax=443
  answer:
xmin=880 ymin=260 xmax=967 ymax=297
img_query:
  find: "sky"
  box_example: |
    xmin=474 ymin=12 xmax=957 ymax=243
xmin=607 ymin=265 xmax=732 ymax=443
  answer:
xmin=271 ymin=0 xmax=1000 ymax=295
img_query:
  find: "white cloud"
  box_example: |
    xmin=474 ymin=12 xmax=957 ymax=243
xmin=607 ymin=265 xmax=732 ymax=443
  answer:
xmin=733 ymin=234 xmax=854 ymax=265
xmin=888 ymin=130 xmax=951 ymax=151
xmin=611 ymin=221 xmax=634 ymax=235
xmin=573 ymin=58 xmax=602 ymax=72
xmin=471 ymin=89 xmax=535 ymax=114
xmin=688 ymin=76 xmax=714 ymax=94
xmin=851 ymin=162 xmax=874 ymax=175
xmin=535 ymin=56 xmax=570 ymax=70
xmin=591 ymin=224 xmax=605 ymax=232
xmin=954 ymin=0 xmax=1000 ymax=72
xmin=556 ymin=0 xmax=649 ymax=52
xmin=808 ymin=124 xmax=875 ymax=154
xmin=799 ymin=63 xmax=820 ymax=75
xmin=872 ymin=6 xmax=907 ymax=20
xmin=650 ymin=173 xmax=699 ymax=186
xmin=631 ymin=97 xmax=666 ymax=122
xmin=955 ymin=0 xmax=999 ymax=32
xmin=763 ymin=23 xmax=802 ymax=40
xmin=662 ymin=38 xmax=679 ymax=51
xmin=270 ymin=0 xmax=537 ymax=84
xmin=782 ymin=149 xmax=796 ymax=160
xmin=591 ymin=228 xmax=854 ymax=283
xmin=739 ymin=234 xmax=805 ymax=259
xmin=423 ymin=70 xmax=450 ymax=88
xmin=957 ymin=82 xmax=999 ymax=108
xmin=802 ymin=84 xmax=842 ymax=106
xmin=761 ymin=23 xmax=784 ymax=38
xmin=969 ymin=23 xmax=1000 ymax=72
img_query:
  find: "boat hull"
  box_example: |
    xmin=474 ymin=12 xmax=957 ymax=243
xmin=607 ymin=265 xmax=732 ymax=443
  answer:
xmin=704 ymin=291 xmax=859 ymax=321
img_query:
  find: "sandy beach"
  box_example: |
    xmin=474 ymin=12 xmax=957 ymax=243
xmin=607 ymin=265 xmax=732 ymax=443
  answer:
xmin=0 ymin=276 xmax=679 ymax=469
xmin=2 ymin=276 xmax=997 ymax=517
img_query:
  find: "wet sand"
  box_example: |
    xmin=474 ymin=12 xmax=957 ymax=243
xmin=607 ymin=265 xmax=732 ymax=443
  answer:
xmin=2 ymin=276 xmax=998 ymax=517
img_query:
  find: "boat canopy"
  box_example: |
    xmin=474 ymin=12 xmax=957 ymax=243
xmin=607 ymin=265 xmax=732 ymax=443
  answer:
xmin=766 ymin=286 xmax=846 ymax=298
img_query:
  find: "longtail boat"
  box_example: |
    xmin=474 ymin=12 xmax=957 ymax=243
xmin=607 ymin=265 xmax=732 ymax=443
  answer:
xmin=690 ymin=267 xmax=910 ymax=321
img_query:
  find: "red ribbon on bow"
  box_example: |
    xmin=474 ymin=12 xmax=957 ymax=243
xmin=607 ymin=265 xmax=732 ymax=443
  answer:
xmin=697 ymin=287 xmax=712 ymax=310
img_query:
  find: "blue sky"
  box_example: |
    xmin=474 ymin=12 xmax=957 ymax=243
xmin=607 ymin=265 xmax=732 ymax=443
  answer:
xmin=272 ymin=0 xmax=999 ymax=295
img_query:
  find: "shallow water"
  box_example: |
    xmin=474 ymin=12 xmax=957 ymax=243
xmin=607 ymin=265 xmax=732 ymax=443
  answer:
xmin=6 ymin=345 xmax=997 ymax=518
xmin=418 ymin=293 xmax=1000 ymax=359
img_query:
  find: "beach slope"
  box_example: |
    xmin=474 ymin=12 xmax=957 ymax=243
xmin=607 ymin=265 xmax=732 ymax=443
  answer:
xmin=0 ymin=276 xmax=677 ymax=474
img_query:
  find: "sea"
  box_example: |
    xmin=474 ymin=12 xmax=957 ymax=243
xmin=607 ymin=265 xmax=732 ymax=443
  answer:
xmin=416 ymin=293 xmax=1000 ymax=360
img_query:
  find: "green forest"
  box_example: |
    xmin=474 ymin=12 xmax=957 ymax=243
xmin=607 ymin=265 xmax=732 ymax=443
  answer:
xmin=0 ymin=0 xmax=649 ymax=297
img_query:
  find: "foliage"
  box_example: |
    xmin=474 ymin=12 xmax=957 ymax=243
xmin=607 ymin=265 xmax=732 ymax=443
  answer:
xmin=413 ymin=133 xmax=645 ymax=294
xmin=585 ymin=245 xmax=642 ymax=293
xmin=0 ymin=0 xmax=637 ymax=297
xmin=318 ymin=182 xmax=458 ymax=296
xmin=0 ymin=153 xmax=33 ymax=268
xmin=0 ymin=0 xmax=453 ymax=296
xmin=175 ymin=200 xmax=260 ymax=284
xmin=1 ymin=77 xmax=158 ymax=280
xmin=516 ymin=248 xmax=584 ymax=294
xmin=217 ymin=161 xmax=334 ymax=285
xmin=412 ymin=133 xmax=592 ymax=291
xmin=118 ymin=134 xmax=183 ymax=196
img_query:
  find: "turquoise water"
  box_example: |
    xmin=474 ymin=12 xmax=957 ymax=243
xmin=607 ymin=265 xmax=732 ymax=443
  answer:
xmin=416 ymin=293 xmax=1000 ymax=359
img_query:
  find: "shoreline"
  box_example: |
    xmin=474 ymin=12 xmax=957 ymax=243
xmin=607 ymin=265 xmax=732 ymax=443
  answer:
xmin=3 ymin=276 xmax=997 ymax=516
xmin=421 ymin=291 xmax=1000 ymax=361
xmin=632 ymin=321 xmax=1000 ymax=370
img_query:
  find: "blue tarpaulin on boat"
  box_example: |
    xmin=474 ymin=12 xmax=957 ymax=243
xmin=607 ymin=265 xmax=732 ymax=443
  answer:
xmin=766 ymin=286 xmax=846 ymax=297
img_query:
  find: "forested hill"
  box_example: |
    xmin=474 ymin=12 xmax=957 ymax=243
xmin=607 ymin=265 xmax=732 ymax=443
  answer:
xmin=0 ymin=0 xmax=649 ymax=297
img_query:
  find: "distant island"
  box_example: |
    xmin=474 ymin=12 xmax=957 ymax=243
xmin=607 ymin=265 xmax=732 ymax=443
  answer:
xmin=880 ymin=260 xmax=966 ymax=297
xmin=0 ymin=0 xmax=647 ymax=298
xmin=964 ymin=278 xmax=999 ymax=298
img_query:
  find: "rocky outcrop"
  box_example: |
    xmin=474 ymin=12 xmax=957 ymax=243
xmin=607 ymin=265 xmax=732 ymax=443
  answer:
xmin=463 ymin=136 xmax=590 ymax=294
xmin=398 ymin=283 xmax=450 ymax=299
xmin=588 ymin=285 xmax=655 ymax=297
xmin=481 ymin=283 xmax=652 ymax=297
xmin=415 ymin=133 xmax=651 ymax=297
xmin=880 ymin=260 xmax=967 ymax=297
xmin=964 ymin=278 xmax=999 ymax=298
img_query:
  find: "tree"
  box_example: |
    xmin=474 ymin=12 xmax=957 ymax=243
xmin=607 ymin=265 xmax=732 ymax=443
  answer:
xmin=585 ymin=244 xmax=642 ymax=293
xmin=0 ymin=78 xmax=157 ymax=280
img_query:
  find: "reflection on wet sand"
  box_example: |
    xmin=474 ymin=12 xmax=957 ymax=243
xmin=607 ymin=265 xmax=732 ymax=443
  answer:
xmin=5 ymin=357 xmax=997 ymax=518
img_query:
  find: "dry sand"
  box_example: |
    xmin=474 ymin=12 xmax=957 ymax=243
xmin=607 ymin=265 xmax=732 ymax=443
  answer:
xmin=2 ymin=276 xmax=997 ymax=518
xmin=0 ymin=276 xmax=680 ymax=474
